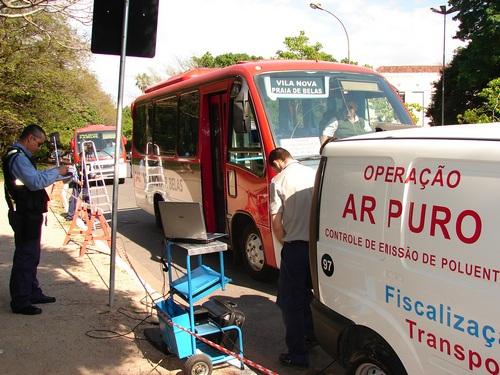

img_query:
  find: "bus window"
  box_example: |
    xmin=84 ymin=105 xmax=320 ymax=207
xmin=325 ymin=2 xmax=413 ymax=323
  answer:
xmin=133 ymin=103 xmax=152 ymax=154
xmin=255 ymin=72 xmax=413 ymax=158
xmin=228 ymin=101 xmax=264 ymax=176
xmin=366 ymin=96 xmax=399 ymax=124
xmin=154 ymin=96 xmax=177 ymax=155
xmin=178 ymin=91 xmax=199 ymax=157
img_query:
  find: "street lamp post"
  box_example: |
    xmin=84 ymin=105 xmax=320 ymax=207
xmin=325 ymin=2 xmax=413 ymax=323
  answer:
xmin=431 ymin=5 xmax=456 ymax=126
xmin=310 ymin=2 xmax=350 ymax=64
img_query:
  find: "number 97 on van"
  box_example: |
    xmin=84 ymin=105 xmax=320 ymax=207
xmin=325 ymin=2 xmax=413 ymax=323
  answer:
xmin=321 ymin=254 xmax=334 ymax=277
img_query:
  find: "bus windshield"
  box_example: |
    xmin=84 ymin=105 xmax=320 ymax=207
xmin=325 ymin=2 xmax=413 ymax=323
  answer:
xmin=255 ymin=71 xmax=413 ymax=160
xmin=77 ymin=131 xmax=122 ymax=159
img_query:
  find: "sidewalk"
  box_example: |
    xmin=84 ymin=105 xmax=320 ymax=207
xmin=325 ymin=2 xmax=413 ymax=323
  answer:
xmin=0 ymin=184 xmax=251 ymax=375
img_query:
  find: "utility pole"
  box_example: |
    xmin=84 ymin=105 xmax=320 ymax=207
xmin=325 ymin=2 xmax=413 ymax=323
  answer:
xmin=431 ymin=5 xmax=457 ymax=125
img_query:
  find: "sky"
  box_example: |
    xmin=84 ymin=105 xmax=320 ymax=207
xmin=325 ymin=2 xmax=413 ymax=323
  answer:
xmin=83 ymin=0 xmax=465 ymax=106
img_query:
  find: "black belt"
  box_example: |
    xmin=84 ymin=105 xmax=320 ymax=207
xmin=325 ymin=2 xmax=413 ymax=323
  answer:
xmin=285 ymin=240 xmax=308 ymax=245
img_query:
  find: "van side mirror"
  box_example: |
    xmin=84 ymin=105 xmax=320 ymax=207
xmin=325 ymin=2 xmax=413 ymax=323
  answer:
xmin=231 ymin=79 xmax=250 ymax=133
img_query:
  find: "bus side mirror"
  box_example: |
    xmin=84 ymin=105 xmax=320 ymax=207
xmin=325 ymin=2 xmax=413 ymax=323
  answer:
xmin=233 ymin=100 xmax=250 ymax=133
xmin=231 ymin=78 xmax=250 ymax=133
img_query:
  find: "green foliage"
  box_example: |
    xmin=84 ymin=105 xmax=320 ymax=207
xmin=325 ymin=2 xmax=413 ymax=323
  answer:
xmin=122 ymin=106 xmax=133 ymax=142
xmin=134 ymin=52 xmax=264 ymax=91
xmin=136 ymin=73 xmax=152 ymax=92
xmin=191 ymin=52 xmax=263 ymax=68
xmin=276 ymin=31 xmax=336 ymax=61
xmin=458 ymin=78 xmax=500 ymax=123
xmin=370 ymin=98 xmax=396 ymax=123
xmin=452 ymin=0 xmax=500 ymax=41
xmin=427 ymin=0 xmax=499 ymax=125
xmin=404 ymin=103 xmax=424 ymax=125
xmin=135 ymin=30 xmax=352 ymax=96
xmin=0 ymin=14 xmax=116 ymax=157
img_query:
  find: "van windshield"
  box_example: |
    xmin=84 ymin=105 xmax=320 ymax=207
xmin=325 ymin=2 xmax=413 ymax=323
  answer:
xmin=255 ymin=71 xmax=412 ymax=161
xmin=77 ymin=131 xmax=122 ymax=159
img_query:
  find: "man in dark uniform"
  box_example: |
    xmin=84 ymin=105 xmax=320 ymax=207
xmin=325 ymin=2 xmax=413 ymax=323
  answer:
xmin=2 ymin=124 xmax=68 ymax=315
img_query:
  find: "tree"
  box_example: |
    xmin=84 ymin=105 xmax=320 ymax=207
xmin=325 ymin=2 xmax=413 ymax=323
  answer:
xmin=135 ymin=67 xmax=165 ymax=92
xmin=427 ymin=0 xmax=499 ymax=125
xmin=276 ymin=30 xmax=336 ymax=61
xmin=134 ymin=52 xmax=264 ymax=92
xmin=0 ymin=0 xmax=90 ymax=47
xmin=136 ymin=73 xmax=154 ymax=93
xmin=0 ymin=13 xmax=116 ymax=156
xmin=458 ymin=78 xmax=499 ymax=123
xmin=0 ymin=0 xmax=89 ymax=24
xmin=191 ymin=51 xmax=263 ymax=68
xmin=405 ymin=103 xmax=425 ymax=124
xmin=121 ymin=106 xmax=133 ymax=142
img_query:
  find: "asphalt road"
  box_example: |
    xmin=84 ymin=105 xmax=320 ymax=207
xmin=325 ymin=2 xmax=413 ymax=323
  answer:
xmin=112 ymin=177 xmax=344 ymax=374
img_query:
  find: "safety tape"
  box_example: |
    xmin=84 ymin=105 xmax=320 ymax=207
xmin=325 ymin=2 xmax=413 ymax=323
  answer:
xmin=111 ymin=240 xmax=277 ymax=373
xmin=161 ymin=311 xmax=279 ymax=375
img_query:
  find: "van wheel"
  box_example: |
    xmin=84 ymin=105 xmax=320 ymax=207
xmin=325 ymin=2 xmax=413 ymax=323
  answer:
xmin=346 ymin=349 xmax=405 ymax=375
xmin=241 ymin=225 xmax=273 ymax=281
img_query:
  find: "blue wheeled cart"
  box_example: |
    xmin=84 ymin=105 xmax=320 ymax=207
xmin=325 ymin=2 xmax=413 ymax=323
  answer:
xmin=156 ymin=239 xmax=244 ymax=375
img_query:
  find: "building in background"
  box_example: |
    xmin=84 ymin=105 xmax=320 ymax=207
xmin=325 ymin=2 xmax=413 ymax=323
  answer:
xmin=377 ymin=65 xmax=441 ymax=126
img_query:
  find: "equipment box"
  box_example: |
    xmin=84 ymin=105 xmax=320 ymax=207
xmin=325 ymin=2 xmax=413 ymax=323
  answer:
xmin=156 ymin=298 xmax=192 ymax=359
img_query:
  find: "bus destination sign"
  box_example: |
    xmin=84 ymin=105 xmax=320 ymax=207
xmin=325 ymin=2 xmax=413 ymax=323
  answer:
xmin=78 ymin=133 xmax=99 ymax=140
xmin=265 ymin=76 xmax=329 ymax=99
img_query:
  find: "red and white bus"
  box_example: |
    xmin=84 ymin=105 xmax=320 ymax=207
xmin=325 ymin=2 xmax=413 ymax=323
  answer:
xmin=131 ymin=60 xmax=413 ymax=279
xmin=70 ymin=124 xmax=128 ymax=184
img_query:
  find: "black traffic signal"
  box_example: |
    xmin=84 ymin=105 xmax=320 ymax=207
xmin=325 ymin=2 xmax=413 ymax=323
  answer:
xmin=91 ymin=0 xmax=159 ymax=58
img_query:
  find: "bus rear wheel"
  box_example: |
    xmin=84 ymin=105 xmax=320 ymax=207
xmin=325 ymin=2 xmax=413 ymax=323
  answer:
xmin=241 ymin=225 xmax=273 ymax=281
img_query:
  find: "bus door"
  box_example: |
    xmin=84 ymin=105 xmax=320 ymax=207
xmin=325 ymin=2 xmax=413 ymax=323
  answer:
xmin=225 ymin=88 xmax=272 ymax=277
xmin=208 ymin=93 xmax=228 ymax=233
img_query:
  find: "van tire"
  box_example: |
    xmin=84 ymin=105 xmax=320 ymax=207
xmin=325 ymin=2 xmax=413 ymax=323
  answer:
xmin=241 ymin=224 xmax=273 ymax=281
xmin=346 ymin=349 xmax=406 ymax=375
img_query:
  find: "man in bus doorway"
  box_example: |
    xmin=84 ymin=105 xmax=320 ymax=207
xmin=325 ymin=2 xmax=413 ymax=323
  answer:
xmin=2 ymin=124 xmax=68 ymax=315
xmin=269 ymin=147 xmax=316 ymax=369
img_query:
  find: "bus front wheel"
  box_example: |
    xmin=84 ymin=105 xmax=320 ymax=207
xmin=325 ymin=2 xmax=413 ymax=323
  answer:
xmin=241 ymin=225 xmax=273 ymax=281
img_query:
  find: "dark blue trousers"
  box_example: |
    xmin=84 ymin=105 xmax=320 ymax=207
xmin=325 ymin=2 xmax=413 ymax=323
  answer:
xmin=8 ymin=210 xmax=44 ymax=310
xmin=277 ymin=241 xmax=314 ymax=364
xmin=67 ymin=184 xmax=81 ymax=217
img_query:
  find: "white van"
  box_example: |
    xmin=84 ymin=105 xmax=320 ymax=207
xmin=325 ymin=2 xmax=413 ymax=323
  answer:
xmin=310 ymin=124 xmax=500 ymax=375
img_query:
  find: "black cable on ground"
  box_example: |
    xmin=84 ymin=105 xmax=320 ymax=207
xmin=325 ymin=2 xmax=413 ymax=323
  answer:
xmin=85 ymin=310 xmax=153 ymax=340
